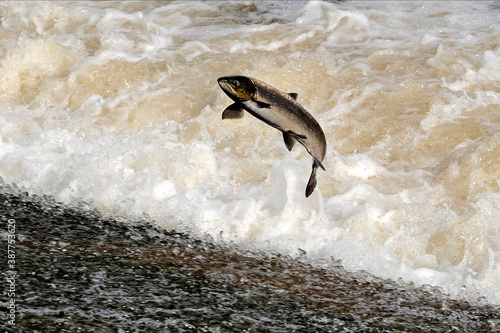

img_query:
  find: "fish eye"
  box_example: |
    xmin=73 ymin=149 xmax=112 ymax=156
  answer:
xmin=229 ymin=79 xmax=240 ymax=87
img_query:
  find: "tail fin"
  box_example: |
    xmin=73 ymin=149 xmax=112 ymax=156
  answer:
xmin=305 ymin=163 xmax=318 ymax=197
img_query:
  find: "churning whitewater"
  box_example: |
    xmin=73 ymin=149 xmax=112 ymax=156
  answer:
xmin=0 ymin=1 xmax=500 ymax=307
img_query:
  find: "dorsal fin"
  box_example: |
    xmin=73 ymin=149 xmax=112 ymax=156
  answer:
xmin=288 ymin=93 xmax=298 ymax=100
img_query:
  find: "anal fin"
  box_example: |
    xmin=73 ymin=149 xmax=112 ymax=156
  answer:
xmin=313 ymin=156 xmax=326 ymax=171
xmin=222 ymin=103 xmax=245 ymax=119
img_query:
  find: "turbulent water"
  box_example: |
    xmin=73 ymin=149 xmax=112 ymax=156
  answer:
xmin=1 ymin=0 xmax=500 ymax=310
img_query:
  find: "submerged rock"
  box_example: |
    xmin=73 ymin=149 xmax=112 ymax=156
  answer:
xmin=1 ymin=187 xmax=499 ymax=332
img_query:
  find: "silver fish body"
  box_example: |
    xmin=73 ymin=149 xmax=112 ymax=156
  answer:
xmin=217 ymin=75 xmax=326 ymax=197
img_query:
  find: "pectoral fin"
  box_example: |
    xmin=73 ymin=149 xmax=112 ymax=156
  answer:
xmin=255 ymin=101 xmax=271 ymax=109
xmin=222 ymin=103 xmax=245 ymax=119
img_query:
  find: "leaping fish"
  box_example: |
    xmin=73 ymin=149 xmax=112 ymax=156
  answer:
xmin=217 ymin=75 xmax=326 ymax=197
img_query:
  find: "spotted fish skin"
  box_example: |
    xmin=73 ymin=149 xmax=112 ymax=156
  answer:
xmin=218 ymin=75 xmax=326 ymax=197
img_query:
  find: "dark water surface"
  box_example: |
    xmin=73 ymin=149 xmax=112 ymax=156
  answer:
xmin=1 ymin=185 xmax=499 ymax=332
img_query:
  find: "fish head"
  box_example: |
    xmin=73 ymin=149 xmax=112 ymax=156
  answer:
xmin=218 ymin=76 xmax=256 ymax=102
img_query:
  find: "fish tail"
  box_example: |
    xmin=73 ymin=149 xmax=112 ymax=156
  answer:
xmin=305 ymin=164 xmax=318 ymax=197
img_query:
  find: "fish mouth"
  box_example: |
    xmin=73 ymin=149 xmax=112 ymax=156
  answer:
xmin=218 ymin=79 xmax=238 ymax=97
